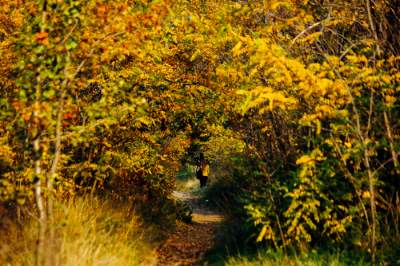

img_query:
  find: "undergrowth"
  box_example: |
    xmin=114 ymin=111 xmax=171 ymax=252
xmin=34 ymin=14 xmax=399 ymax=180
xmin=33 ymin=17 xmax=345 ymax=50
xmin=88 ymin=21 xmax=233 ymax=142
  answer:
xmin=223 ymin=249 xmax=369 ymax=266
xmin=203 ymin=177 xmax=371 ymax=266
xmin=0 ymin=196 xmax=155 ymax=266
xmin=206 ymin=217 xmax=370 ymax=266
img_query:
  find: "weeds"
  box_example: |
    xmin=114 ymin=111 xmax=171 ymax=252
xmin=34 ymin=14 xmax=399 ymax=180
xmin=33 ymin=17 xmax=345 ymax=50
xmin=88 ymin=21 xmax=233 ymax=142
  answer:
xmin=0 ymin=196 xmax=155 ymax=266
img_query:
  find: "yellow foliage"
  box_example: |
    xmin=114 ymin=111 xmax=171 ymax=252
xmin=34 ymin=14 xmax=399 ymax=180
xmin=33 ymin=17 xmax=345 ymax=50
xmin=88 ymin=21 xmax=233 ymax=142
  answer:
xmin=385 ymin=95 xmax=396 ymax=107
xmin=232 ymin=41 xmax=243 ymax=57
xmin=296 ymin=155 xmax=314 ymax=165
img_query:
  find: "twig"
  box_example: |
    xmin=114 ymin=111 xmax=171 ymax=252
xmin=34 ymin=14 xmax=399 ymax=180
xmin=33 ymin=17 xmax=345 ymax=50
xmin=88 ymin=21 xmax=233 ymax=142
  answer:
xmin=61 ymin=19 xmax=79 ymax=45
xmin=290 ymin=21 xmax=322 ymax=47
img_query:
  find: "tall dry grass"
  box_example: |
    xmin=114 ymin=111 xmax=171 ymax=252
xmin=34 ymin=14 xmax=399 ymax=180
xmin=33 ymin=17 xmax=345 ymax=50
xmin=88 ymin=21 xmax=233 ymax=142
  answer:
xmin=0 ymin=196 xmax=156 ymax=266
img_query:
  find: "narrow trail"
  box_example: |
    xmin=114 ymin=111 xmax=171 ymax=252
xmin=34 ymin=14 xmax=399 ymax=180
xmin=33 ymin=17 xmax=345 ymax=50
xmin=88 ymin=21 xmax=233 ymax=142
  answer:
xmin=156 ymin=191 xmax=225 ymax=266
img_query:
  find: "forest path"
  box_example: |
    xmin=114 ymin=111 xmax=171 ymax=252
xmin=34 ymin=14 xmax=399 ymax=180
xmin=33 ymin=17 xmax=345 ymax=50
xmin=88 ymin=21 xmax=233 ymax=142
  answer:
xmin=156 ymin=190 xmax=225 ymax=266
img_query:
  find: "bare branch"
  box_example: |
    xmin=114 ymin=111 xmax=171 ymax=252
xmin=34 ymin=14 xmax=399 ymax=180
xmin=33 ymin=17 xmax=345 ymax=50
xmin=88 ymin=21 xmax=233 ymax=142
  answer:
xmin=290 ymin=21 xmax=322 ymax=47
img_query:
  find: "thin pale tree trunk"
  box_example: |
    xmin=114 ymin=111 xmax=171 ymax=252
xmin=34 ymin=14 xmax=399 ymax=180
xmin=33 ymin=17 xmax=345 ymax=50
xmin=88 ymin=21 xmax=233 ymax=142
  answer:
xmin=35 ymin=3 xmax=48 ymax=265
xmin=34 ymin=87 xmax=46 ymax=266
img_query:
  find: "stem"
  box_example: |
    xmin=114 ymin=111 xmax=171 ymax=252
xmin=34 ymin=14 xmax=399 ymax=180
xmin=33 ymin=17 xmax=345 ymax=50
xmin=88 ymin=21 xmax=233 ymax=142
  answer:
xmin=365 ymin=0 xmax=381 ymax=56
xmin=331 ymin=136 xmax=370 ymax=226
xmin=45 ymin=90 xmax=64 ymax=263
xmin=383 ymin=110 xmax=399 ymax=170
xmin=35 ymin=2 xmax=48 ymax=266
xmin=353 ymin=86 xmax=377 ymax=266
xmin=34 ymin=82 xmax=46 ymax=266
xmin=364 ymin=150 xmax=377 ymax=266
xmin=315 ymin=40 xmax=378 ymax=266
xmin=366 ymin=92 xmax=374 ymax=136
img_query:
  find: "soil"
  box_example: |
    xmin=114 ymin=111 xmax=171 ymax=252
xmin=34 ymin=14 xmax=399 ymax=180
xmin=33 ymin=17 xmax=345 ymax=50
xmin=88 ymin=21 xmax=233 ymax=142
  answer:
xmin=156 ymin=191 xmax=225 ymax=266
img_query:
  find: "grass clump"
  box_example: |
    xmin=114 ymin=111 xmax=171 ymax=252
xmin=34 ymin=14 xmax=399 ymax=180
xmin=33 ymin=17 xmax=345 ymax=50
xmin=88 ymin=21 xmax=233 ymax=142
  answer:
xmin=0 ymin=196 xmax=155 ymax=266
xmin=222 ymin=249 xmax=369 ymax=266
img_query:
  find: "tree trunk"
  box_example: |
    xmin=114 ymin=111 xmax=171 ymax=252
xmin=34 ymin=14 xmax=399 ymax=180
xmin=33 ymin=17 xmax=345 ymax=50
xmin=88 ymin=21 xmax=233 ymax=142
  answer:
xmin=33 ymin=96 xmax=46 ymax=266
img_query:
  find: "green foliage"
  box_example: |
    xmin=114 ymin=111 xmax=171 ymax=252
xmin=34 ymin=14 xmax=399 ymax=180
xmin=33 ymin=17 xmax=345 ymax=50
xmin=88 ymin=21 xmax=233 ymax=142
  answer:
xmin=175 ymin=200 xmax=193 ymax=224
xmin=223 ymin=249 xmax=369 ymax=266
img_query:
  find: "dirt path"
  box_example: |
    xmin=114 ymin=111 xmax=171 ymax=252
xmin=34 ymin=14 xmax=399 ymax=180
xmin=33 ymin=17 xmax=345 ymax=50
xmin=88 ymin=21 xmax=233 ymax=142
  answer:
xmin=156 ymin=191 xmax=225 ymax=266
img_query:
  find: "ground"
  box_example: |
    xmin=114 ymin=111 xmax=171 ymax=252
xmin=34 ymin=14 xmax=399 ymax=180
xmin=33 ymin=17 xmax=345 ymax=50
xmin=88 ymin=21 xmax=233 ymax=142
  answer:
xmin=156 ymin=191 xmax=224 ymax=266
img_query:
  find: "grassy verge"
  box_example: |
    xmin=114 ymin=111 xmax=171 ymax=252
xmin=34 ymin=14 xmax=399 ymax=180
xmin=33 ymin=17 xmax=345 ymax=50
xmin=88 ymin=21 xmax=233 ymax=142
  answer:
xmin=222 ymin=249 xmax=369 ymax=266
xmin=207 ymin=237 xmax=369 ymax=266
xmin=0 ymin=196 xmax=156 ymax=266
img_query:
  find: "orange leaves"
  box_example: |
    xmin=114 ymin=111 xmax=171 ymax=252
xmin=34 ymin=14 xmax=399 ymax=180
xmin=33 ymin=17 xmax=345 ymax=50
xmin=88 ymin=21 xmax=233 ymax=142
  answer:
xmin=11 ymin=100 xmax=31 ymax=122
xmin=35 ymin=31 xmax=49 ymax=45
xmin=11 ymin=100 xmax=22 ymax=111
xmin=96 ymin=4 xmax=109 ymax=21
xmin=97 ymin=4 xmax=107 ymax=15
